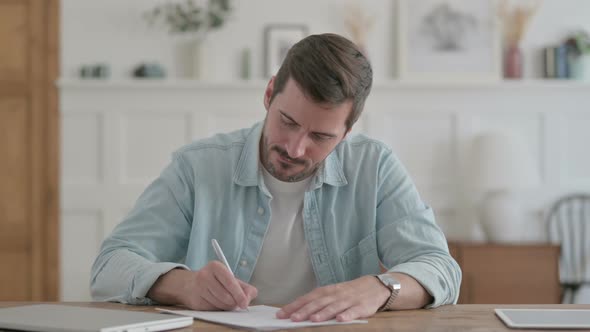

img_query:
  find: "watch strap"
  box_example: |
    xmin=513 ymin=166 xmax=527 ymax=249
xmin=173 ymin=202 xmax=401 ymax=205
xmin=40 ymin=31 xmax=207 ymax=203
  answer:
xmin=378 ymin=287 xmax=399 ymax=311
xmin=375 ymin=274 xmax=400 ymax=311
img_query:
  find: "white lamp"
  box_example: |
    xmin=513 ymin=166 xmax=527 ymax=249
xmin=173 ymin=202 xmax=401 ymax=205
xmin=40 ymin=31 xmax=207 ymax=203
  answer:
xmin=468 ymin=132 xmax=540 ymax=243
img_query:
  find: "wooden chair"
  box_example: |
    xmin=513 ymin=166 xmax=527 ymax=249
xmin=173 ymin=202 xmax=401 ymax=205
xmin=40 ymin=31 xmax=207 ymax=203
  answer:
xmin=546 ymin=194 xmax=590 ymax=304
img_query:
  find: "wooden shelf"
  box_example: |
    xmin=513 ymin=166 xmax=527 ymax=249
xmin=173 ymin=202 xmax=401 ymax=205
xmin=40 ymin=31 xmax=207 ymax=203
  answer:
xmin=56 ymin=78 xmax=590 ymax=90
xmin=56 ymin=78 xmax=269 ymax=90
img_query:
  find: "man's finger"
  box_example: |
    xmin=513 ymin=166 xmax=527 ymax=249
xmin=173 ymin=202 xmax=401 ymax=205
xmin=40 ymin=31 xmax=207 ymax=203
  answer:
xmin=276 ymin=291 xmax=318 ymax=319
xmin=207 ymin=279 xmax=238 ymax=307
xmin=289 ymin=296 xmax=335 ymax=322
xmin=336 ymin=304 xmax=366 ymax=322
xmin=211 ymin=264 xmax=249 ymax=308
xmin=276 ymin=298 xmax=305 ymax=318
xmin=203 ymin=286 xmax=236 ymax=311
xmin=213 ymin=262 xmax=248 ymax=308
xmin=238 ymin=279 xmax=258 ymax=302
xmin=309 ymin=300 xmax=352 ymax=322
xmin=195 ymin=293 xmax=222 ymax=311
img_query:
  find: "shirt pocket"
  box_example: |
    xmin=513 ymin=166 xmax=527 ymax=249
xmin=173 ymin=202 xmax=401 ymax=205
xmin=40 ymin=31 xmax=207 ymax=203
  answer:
xmin=340 ymin=232 xmax=380 ymax=281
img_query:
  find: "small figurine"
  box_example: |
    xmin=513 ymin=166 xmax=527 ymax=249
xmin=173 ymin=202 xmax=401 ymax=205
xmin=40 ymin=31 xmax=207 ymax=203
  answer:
xmin=132 ymin=63 xmax=166 ymax=78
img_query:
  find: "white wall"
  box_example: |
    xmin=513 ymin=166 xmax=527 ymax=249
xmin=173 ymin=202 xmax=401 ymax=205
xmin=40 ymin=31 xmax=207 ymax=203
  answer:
xmin=62 ymin=0 xmax=590 ymax=81
xmin=59 ymin=80 xmax=590 ymax=301
xmin=59 ymin=0 xmax=590 ymax=301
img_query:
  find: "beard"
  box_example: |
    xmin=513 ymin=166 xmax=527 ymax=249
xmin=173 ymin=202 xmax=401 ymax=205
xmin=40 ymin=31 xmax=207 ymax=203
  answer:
xmin=260 ymin=129 xmax=319 ymax=183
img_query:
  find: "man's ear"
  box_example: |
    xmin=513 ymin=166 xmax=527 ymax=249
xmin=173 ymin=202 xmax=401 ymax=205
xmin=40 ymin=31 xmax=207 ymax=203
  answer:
xmin=263 ymin=76 xmax=276 ymax=111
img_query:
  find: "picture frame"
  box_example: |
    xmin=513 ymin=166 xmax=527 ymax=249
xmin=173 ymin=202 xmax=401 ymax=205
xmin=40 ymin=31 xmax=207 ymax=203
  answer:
xmin=397 ymin=0 xmax=501 ymax=82
xmin=264 ymin=24 xmax=308 ymax=77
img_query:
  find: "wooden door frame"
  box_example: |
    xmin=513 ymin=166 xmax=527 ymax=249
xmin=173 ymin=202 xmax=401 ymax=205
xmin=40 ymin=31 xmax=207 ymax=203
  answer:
xmin=29 ymin=0 xmax=60 ymax=301
xmin=46 ymin=0 xmax=60 ymax=301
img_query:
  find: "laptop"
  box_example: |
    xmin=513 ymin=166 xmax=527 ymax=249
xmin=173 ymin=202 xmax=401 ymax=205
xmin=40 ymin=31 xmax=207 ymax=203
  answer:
xmin=495 ymin=308 xmax=590 ymax=329
xmin=0 ymin=304 xmax=193 ymax=332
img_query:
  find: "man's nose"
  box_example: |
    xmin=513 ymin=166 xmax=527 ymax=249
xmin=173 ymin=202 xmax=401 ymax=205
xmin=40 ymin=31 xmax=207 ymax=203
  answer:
xmin=286 ymin=133 xmax=307 ymax=159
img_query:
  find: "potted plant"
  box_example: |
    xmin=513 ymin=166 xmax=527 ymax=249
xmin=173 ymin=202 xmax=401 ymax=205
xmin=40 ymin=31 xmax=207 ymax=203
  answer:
xmin=144 ymin=0 xmax=232 ymax=78
xmin=566 ymin=31 xmax=590 ymax=81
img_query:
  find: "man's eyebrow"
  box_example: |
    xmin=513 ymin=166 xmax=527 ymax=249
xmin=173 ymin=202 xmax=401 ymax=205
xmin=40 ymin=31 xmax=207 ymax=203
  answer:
xmin=279 ymin=110 xmax=337 ymax=138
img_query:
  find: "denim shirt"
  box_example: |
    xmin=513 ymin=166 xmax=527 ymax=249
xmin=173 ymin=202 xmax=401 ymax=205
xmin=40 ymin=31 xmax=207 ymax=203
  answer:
xmin=90 ymin=122 xmax=461 ymax=308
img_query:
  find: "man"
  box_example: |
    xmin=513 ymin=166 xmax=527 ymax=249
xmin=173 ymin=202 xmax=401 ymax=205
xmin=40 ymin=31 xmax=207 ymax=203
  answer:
xmin=91 ymin=33 xmax=461 ymax=322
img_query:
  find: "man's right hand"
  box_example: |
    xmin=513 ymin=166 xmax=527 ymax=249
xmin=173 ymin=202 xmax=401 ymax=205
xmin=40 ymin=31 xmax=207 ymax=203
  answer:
xmin=147 ymin=261 xmax=258 ymax=311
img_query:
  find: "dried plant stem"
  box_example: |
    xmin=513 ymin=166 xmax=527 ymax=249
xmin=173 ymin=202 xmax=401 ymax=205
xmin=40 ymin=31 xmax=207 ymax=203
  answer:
xmin=498 ymin=0 xmax=541 ymax=46
xmin=344 ymin=2 xmax=375 ymax=54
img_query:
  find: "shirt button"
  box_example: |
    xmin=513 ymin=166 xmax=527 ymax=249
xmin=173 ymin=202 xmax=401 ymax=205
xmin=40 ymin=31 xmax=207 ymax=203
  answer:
xmin=257 ymin=207 xmax=264 ymax=215
xmin=240 ymin=260 xmax=248 ymax=267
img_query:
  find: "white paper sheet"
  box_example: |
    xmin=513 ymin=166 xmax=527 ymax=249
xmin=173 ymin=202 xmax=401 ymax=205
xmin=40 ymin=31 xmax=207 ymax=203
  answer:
xmin=157 ymin=305 xmax=368 ymax=331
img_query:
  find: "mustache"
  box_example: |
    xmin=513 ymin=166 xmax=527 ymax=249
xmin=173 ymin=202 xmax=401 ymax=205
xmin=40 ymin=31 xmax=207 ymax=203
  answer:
xmin=272 ymin=146 xmax=306 ymax=165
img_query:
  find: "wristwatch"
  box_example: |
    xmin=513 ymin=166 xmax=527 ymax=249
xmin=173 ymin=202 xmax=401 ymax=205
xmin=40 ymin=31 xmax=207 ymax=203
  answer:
xmin=375 ymin=273 xmax=401 ymax=311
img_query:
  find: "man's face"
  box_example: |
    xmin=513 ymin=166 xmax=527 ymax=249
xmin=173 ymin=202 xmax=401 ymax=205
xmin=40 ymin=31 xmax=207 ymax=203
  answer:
xmin=260 ymin=77 xmax=352 ymax=182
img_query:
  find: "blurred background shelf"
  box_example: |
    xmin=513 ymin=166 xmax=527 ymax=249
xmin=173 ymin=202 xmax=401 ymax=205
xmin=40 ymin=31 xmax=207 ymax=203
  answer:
xmin=57 ymin=78 xmax=590 ymax=90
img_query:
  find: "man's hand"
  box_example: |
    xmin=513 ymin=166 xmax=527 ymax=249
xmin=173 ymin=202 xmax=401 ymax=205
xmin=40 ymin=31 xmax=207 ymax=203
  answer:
xmin=147 ymin=261 xmax=258 ymax=311
xmin=276 ymin=275 xmax=389 ymax=322
xmin=277 ymin=272 xmax=433 ymax=322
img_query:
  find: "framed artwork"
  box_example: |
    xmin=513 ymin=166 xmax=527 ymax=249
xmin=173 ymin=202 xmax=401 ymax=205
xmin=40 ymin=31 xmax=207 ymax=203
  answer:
xmin=397 ymin=0 xmax=501 ymax=82
xmin=264 ymin=24 xmax=308 ymax=77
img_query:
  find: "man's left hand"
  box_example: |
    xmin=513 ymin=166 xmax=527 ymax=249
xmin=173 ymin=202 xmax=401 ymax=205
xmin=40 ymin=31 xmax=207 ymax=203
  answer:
xmin=276 ymin=275 xmax=389 ymax=322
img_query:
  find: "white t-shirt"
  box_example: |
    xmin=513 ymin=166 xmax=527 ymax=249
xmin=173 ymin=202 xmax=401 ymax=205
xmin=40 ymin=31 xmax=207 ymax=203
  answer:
xmin=249 ymin=167 xmax=317 ymax=305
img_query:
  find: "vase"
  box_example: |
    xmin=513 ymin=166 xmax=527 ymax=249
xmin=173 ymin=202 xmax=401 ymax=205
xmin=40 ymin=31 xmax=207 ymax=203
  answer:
xmin=479 ymin=190 xmax=527 ymax=243
xmin=504 ymin=44 xmax=523 ymax=79
xmin=240 ymin=48 xmax=251 ymax=80
xmin=570 ymin=54 xmax=590 ymax=81
xmin=191 ymin=37 xmax=212 ymax=80
xmin=173 ymin=35 xmax=210 ymax=79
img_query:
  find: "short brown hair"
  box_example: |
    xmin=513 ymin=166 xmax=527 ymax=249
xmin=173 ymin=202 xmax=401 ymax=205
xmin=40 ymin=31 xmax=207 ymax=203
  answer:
xmin=269 ymin=33 xmax=373 ymax=131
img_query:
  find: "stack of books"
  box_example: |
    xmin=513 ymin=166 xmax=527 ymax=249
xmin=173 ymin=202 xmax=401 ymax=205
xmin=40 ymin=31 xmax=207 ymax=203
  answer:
xmin=543 ymin=45 xmax=570 ymax=79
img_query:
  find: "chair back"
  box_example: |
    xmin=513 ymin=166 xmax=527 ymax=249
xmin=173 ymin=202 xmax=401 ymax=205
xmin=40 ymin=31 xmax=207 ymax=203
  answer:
xmin=546 ymin=193 xmax=590 ymax=303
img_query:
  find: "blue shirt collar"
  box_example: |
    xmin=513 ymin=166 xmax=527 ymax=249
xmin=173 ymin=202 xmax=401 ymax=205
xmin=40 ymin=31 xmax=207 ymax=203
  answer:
xmin=233 ymin=121 xmax=348 ymax=188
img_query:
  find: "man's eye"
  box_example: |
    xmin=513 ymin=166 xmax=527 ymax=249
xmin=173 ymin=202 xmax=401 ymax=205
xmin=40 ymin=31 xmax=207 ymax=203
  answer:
xmin=312 ymin=134 xmax=328 ymax=141
xmin=282 ymin=118 xmax=297 ymax=127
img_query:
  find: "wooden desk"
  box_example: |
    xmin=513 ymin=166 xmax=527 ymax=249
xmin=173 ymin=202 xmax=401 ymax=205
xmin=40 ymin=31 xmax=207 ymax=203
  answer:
xmin=1 ymin=302 xmax=588 ymax=331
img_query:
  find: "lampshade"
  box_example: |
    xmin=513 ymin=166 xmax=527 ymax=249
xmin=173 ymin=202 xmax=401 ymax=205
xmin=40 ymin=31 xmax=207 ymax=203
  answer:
xmin=468 ymin=132 xmax=540 ymax=193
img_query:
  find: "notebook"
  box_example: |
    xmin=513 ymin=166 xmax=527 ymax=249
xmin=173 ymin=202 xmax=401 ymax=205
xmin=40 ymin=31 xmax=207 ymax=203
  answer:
xmin=0 ymin=304 xmax=193 ymax=332
xmin=495 ymin=308 xmax=590 ymax=329
xmin=157 ymin=305 xmax=367 ymax=331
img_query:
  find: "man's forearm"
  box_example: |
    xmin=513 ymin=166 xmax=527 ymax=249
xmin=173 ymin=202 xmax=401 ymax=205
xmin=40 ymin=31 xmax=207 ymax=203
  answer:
xmin=388 ymin=272 xmax=433 ymax=310
xmin=147 ymin=268 xmax=189 ymax=305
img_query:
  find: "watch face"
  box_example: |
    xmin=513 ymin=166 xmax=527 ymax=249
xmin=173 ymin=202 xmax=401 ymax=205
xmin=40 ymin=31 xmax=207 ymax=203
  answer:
xmin=378 ymin=274 xmax=401 ymax=290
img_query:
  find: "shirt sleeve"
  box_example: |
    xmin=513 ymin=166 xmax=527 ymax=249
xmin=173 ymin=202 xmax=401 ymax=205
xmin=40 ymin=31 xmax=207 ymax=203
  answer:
xmin=90 ymin=153 xmax=194 ymax=304
xmin=375 ymin=150 xmax=462 ymax=308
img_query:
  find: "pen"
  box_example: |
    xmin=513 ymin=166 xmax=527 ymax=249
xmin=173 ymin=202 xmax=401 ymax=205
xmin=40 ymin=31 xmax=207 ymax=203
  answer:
xmin=211 ymin=239 xmax=249 ymax=311
xmin=212 ymin=238 xmax=234 ymax=276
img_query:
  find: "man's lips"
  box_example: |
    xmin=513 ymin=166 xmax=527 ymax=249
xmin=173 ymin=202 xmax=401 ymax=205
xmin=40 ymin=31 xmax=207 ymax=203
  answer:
xmin=278 ymin=154 xmax=297 ymax=164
